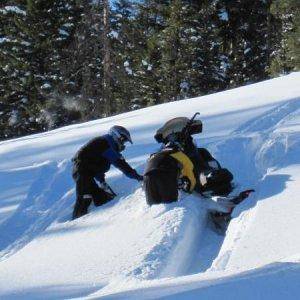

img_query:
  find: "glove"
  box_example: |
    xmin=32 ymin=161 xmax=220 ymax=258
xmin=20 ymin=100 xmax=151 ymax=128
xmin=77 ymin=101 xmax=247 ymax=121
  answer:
xmin=178 ymin=176 xmax=191 ymax=193
xmin=136 ymin=174 xmax=144 ymax=182
xmin=133 ymin=170 xmax=143 ymax=181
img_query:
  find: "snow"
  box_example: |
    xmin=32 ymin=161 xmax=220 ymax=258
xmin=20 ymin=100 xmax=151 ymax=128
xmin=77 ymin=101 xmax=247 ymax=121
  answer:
xmin=230 ymin=166 xmax=300 ymax=268
xmin=124 ymin=61 xmax=133 ymax=75
xmin=0 ymin=37 xmax=10 ymax=44
xmin=41 ymin=83 xmax=52 ymax=89
xmin=218 ymin=10 xmax=229 ymax=22
xmin=8 ymin=110 xmax=18 ymax=126
xmin=21 ymin=41 xmax=31 ymax=47
xmin=0 ymin=73 xmax=300 ymax=299
xmin=59 ymin=29 xmax=69 ymax=36
xmin=62 ymin=23 xmax=73 ymax=28
xmin=244 ymin=48 xmax=251 ymax=55
xmin=0 ymin=6 xmax=26 ymax=16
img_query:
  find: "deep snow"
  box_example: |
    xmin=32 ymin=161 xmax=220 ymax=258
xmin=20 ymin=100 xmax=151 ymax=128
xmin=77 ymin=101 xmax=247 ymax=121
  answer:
xmin=0 ymin=73 xmax=300 ymax=299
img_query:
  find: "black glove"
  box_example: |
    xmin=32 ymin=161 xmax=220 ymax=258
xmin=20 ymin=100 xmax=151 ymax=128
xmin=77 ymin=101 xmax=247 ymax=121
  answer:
xmin=136 ymin=174 xmax=144 ymax=181
xmin=178 ymin=176 xmax=191 ymax=193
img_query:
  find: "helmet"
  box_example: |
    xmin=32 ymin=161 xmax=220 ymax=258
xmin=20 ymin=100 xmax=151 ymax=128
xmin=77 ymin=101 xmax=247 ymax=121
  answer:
xmin=109 ymin=125 xmax=133 ymax=151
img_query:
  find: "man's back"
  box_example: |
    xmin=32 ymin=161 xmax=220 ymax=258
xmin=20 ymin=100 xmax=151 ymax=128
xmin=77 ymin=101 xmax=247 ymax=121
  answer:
xmin=73 ymin=135 xmax=120 ymax=176
xmin=75 ymin=136 xmax=109 ymax=161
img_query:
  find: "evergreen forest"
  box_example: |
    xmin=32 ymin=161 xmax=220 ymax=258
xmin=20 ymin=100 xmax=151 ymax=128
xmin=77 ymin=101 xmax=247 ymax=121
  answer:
xmin=0 ymin=0 xmax=299 ymax=139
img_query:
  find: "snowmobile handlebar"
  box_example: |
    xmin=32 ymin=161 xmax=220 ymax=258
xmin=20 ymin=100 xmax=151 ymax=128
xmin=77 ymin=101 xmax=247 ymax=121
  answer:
xmin=239 ymin=189 xmax=255 ymax=199
xmin=181 ymin=112 xmax=201 ymax=140
xmin=190 ymin=112 xmax=200 ymax=123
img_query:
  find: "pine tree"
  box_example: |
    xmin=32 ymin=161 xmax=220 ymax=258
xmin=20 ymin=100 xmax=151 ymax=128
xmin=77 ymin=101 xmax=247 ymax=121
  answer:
xmin=183 ymin=1 xmax=226 ymax=96
xmin=32 ymin=0 xmax=83 ymax=129
xmin=61 ymin=0 xmax=118 ymax=120
xmin=133 ymin=0 xmax=170 ymax=106
xmin=0 ymin=1 xmax=44 ymax=138
xmin=0 ymin=1 xmax=10 ymax=138
xmin=102 ymin=0 xmax=114 ymax=116
xmin=61 ymin=0 xmax=105 ymax=121
xmin=216 ymin=0 xmax=273 ymax=87
xmin=158 ymin=1 xmax=225 ymax=100
xmin=111 ymin=0 xmax=138 ymax=112
xmin=159 ymin=0 xmax=184 ymax=101
xmin=270 ymin=0 xmax=300 ymax=75
xmin=0 ymin=0 xmax=82 ymax=138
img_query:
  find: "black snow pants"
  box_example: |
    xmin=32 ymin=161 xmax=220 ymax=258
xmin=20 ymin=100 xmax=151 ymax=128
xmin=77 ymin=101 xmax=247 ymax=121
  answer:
xmin=72 ymin=172 xmax=114 ymax=219
xmin=144 ymin=171 xmax=178 ymax=206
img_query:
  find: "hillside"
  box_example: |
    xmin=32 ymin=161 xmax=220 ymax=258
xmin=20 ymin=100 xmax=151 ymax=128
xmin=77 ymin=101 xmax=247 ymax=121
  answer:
xmin=0 ymin=73 xmax=300 ymax=299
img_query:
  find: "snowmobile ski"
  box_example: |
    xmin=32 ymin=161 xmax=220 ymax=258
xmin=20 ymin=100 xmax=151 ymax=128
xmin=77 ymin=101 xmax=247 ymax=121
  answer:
xmin=209 ymin=189 xmax=255 ymax=235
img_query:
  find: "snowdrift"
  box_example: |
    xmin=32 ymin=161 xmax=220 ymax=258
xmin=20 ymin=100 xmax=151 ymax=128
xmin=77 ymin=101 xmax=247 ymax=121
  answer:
xmin=0 ymin=73 xmax=300 ymax=299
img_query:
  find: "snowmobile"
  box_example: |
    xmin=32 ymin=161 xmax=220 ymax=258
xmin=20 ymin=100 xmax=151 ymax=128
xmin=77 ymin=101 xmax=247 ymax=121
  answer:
xmin=154 ymin=112 xmax=233 ymax=195
xmin=154 ymin=113 xmax=254 ymax=234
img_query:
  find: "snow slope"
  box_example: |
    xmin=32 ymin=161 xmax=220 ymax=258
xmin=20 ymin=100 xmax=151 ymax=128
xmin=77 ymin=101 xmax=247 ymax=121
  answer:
xmin=0 ymin=73 xmax=299 ymax=299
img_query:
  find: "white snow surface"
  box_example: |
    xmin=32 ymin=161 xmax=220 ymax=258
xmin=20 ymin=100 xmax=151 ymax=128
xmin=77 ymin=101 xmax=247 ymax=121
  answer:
xmin=0 ymin=6 xmax=26 ymax=16
xmin=0 ymin=73 xmax=300 ymax=299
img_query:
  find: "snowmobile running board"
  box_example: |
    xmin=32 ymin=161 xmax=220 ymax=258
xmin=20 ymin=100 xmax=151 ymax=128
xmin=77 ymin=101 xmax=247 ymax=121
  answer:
xmin=208 ymin=189 xmax=255 ymax=235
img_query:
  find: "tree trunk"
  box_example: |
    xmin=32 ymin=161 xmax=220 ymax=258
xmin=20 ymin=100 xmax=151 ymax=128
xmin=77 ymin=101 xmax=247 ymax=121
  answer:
xmin=102 ymin=0 xmax=112 ymax=116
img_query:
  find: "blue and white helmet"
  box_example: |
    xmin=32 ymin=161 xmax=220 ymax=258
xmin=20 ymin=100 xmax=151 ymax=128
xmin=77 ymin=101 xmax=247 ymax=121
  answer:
xmin=109 ymin=125 xmax=133 ymax=151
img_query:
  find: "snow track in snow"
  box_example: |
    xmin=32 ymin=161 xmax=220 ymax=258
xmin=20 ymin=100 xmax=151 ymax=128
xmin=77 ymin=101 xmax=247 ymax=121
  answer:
xmin=0 ymin=160 xmax=74 ymax=260
xmin=210 ymin=97 xmax=300 ymax=272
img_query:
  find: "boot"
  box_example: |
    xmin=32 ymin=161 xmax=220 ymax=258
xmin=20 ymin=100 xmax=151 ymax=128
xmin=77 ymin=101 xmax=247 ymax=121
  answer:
xmin=72 ymin=195 xmax=92 ymax=219
xmin=93 ymin=190 xmax=115 ymax=207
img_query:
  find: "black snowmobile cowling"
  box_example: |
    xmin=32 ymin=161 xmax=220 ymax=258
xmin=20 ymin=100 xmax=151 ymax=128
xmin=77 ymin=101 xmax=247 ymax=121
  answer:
xmin=154 ymin=116 xmax=202 ymax=144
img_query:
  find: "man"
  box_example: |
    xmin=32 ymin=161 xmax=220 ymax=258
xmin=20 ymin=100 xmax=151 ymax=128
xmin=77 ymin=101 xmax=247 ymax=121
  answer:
xmin=72 ymin=125 xmax=143 ymax=219
xmin=143 ymin=145 xmax=196 ymax=205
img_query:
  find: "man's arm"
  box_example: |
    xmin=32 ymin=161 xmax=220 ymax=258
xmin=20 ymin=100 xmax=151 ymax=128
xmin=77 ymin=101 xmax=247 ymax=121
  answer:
xmin=113 ymin=158 xmax=143 ymax=181
xmin=102 ymin=148 xmax=143 ymax=181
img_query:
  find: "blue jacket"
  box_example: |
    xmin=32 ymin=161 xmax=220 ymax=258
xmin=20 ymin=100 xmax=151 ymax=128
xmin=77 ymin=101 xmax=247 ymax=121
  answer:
xmin=72 ymin=134 xmax=142 ymax=181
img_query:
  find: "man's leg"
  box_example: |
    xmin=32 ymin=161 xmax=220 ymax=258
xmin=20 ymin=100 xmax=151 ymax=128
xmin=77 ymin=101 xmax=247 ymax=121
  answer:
xmin=72 ymin=174 xmax=94 ymax=219
xmin=72 ymin=194 xmax=93 ymax=219
xmin=92 ymin=186 xmax=115 ymax=207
